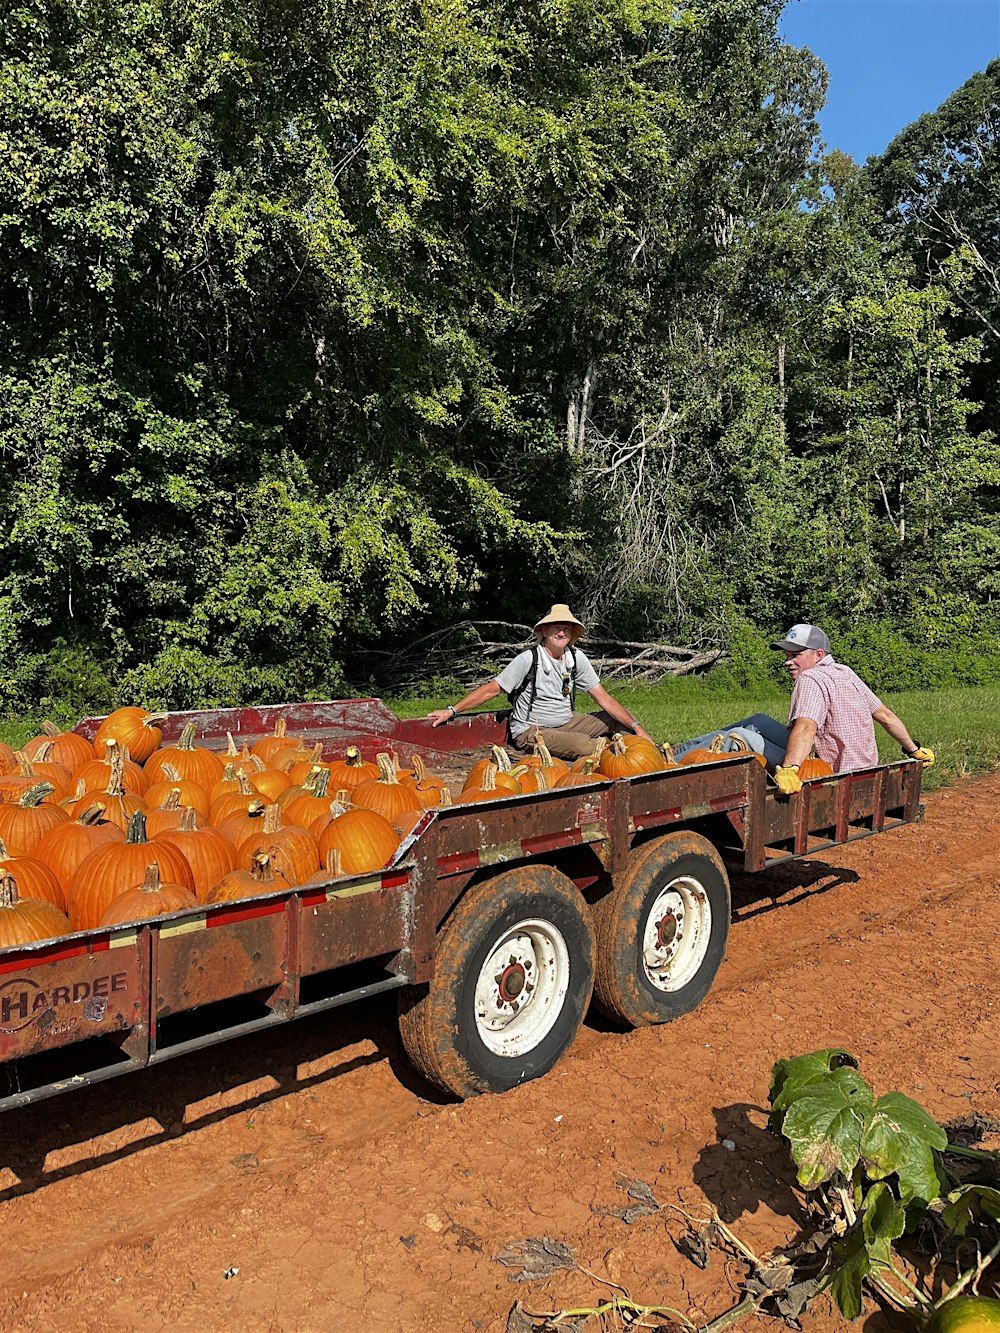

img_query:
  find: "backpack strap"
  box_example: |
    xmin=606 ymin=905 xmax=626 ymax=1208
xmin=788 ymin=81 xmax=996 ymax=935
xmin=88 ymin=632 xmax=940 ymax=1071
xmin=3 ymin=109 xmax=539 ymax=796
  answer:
xmin=505 ymin=644 xmax=540 ymax=720
xmin=567 ymin=647 xmax=578 ymax=710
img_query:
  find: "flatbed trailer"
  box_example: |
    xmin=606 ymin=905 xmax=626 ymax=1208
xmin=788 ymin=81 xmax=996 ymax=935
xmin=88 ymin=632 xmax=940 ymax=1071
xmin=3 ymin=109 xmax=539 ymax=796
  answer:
xmin=0 ymin=700 xmax=923 ymax=1105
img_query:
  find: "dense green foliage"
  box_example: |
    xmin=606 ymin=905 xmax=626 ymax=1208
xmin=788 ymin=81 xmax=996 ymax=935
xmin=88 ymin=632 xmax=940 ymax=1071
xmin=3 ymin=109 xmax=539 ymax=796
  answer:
xmin=0 ymin=2 xmax=996 ymax=712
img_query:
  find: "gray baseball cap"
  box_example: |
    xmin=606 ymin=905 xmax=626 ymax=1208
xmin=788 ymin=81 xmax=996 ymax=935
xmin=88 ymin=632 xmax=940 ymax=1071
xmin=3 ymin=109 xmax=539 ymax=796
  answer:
xmin=771 ymin=623 xmax=831 ymax=653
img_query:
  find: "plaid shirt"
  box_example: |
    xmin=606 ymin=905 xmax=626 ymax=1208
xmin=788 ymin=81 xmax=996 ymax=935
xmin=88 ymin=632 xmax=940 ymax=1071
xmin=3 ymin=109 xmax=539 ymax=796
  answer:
xmin=789 ymin=656 xmax=882 ymax=772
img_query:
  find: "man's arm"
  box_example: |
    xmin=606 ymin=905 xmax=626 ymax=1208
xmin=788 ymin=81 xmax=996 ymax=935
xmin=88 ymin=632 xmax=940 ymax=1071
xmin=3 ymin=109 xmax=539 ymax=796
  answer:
xmin=588 ymin=684 xmax=655 ymax=743
xmin=781 ymin=716 xmax=818 ymax=768
xmin=427 ymin=679 xmax=502 ymax=728
xmin=871 ymin=705 xmax=934 ymax=765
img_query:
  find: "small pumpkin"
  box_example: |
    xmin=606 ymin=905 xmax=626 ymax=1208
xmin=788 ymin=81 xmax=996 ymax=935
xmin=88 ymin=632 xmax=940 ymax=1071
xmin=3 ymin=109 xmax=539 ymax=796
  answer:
xmin=144 ymin=788 xmax=202 ymax=837
xmin=216 ymin=799 xmax=271 ymax=848
xmin=155 ymin=807 xmax=237 ymax=902
xmin=0 ymin=870 xmax=71 ymax=949
xmin=519 ymin=736 xmax=570 ymax=784
xmin=570 ymin=738 xmax=608 ymax=772
xmin=68 ymin=811 xmax=196 ymax=932
xmin=457 ymin=763 xmax=509 ymax=804
xmin=32 ymin=803 xmax=123 ymax=894
xmin=464 ymin=745 xmax=522 ymax=794
xmin=93 ymin=707 xmax=167 ymax=764
xmin=555 ymin=756 xmax=604 ymax=788
xmin=0 ymin=748 xmax=73 ymax=803
xmin=73 ymin=738 xmax=147 ymax=797
xmin=210 ymin=772 xmax=273 ymax=827
xmin=0 ymin=834 xmax=67 ymax=911
xmin=144 ymin=763 xmax=211 ymax=819
xmin=799 ymin=756 xmax=834 ymax=781
xmin=352 ymin=753 xmax=421 ymax=822
xmin=282 ymin=768 xmax=336 ymax=828
xmin=0 ymin=783 xmax=69 ymax=856
xmin=206 ymin=852 xmax=290 ymax=904
xmin=71 ymin=743 xmax=147 ymax=831
xmin=247 ymin=766 xmax=291 ymax=802
xmin=680 ymin=734 xmax=728 ymax=767
xmin=283 ymin=743 xmax=330 ymax=785
xmin=99 ymin=863 xmax=197 ymax=927
xmin=317 ymin=808 xmax=400 ymax=876
xmin=143 ymin=721 xmax=224 ymax=790
xmin=236 ymin=803 xmax=318 ymax=886
xmin=25 ymin=721 xmax=94 ymax=772
xmin=250 ymin=719 xmax=300 ymax=768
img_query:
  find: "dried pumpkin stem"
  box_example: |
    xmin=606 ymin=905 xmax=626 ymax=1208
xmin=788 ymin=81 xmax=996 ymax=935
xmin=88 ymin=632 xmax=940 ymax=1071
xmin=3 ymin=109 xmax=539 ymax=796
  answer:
xmin=140 ymin=864 xmax=162 ymax=893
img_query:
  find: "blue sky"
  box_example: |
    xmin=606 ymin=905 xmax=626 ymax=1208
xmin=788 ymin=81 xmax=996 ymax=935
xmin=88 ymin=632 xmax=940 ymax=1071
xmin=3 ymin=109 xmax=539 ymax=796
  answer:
xmin=780 ymin=0 xmax=999 ymax=162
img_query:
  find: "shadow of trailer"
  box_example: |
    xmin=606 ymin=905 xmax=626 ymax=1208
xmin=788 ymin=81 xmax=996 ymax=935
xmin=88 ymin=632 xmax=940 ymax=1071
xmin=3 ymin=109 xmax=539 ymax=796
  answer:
xmin=0 ymin=700 xmax=922 ymax=1105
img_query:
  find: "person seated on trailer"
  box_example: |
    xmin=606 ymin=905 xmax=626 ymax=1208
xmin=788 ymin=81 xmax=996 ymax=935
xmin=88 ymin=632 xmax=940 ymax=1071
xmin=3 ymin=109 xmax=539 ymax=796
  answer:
xmin=426 ymin=603 xmax=656 ymax=759
xmin=671 ymin=623 xmax=934 ymax=794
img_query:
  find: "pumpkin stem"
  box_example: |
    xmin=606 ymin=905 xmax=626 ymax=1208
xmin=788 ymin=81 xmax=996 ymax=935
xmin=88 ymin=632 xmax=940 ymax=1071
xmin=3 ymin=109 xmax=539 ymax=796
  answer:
xmin=532 ymin=737 xmax=556 ymax=768
xmin=140 ymin=864 xmax=162 ymax=894
xmin=177 ymin=721 xmax=198 ymax=752
xmin=143 ymin=713 xmax=169 ymax=728
xmin=375 ymin=753 xmax=399 ymax=785
xmin=302 ymin=766 xmax=324 ymax=793
xmin=106 ymin=742 xmax=126 ymax=796
xmin=178 ymin=807 xmax=199 ymax=833
xmin=241 ymin=743 xmax=264 ymax=772
xmin=125 ymin=811 xmax=149 ymax=845
xmin=333 ymin=788 xmax=351 ymax=805
xmin=0 ymin=871 xmax=19 ymax=909
xmin=590 ymin=737 xmax=608 ymax=761
xmin=41 ymin=720 xmax=61 ymax=738
xmin=236 ymin=772 xmax=254 ymax=796
xmin=262 ymin=804 xmax=282 ymax=834
xmin=162 ymin=763 xmax=183 ymax=781
xmin=324 ymin=847 xmax=344 ymax=877
xmin=220 ymin=762 xmax=238 ymax=782
xmin=708 ymin=733 xmax=727 ymax=754
xmin=245 ymin=800 xmax=267 ymax=819
xmin=158 ymin=787 xmax=182 ymax=812
xmin=344 ymin=746 xmax=363 ymax=767
xmin=250 ymin=852 xmax=272 ymax=882
xmin=13 ymin=751 xmax=34 ymax=776
xmin=439 ymin=787 xmax=453 ymax=807
xmin=20 ymin=782 xmax=54 ymax=808
xmin=608 ymin=733 xmax=627 ymax=756
xmin=0 ymin=836 xmax=9 ymax=858
xmin=481 ymin=763 xmax=497 ymax=792
xmin=313 ymin=769 xmax=331 ymax=799
xmin=660 ymin=742 xmax=676 ymax=765
xmin=412 ymin=755 xmax=428 ymax=782
xmin=71 ymin=778 xmax=87 ymax=800
xmin=226 ymin=731 xmax=239 ymax=757
xmin=79 ymin=802 xmax=108 ymax=825
xmin=580 ymin=756 xmax=597 ymax=776
xmin=490 ymin=745 xmax=513 ymax=772
xmin=273 ymin=720 xmax=287 ymax=740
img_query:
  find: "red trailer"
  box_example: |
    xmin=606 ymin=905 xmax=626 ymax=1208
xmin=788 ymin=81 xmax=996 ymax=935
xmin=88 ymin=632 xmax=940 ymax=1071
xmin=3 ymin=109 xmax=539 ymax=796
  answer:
xmin=0 ymin=700 xmax=922 ymax=1104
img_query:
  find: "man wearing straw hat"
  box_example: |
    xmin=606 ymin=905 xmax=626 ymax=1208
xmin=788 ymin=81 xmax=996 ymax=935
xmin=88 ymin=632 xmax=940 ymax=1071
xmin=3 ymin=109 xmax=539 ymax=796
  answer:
xmin=427 ymin=604 xmax=655 ymax=759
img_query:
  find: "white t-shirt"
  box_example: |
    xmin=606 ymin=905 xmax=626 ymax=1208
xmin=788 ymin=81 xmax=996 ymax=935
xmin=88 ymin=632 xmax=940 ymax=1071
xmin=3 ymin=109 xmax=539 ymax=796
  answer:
xmin=495 ymin=646 xmax=600 ymax=740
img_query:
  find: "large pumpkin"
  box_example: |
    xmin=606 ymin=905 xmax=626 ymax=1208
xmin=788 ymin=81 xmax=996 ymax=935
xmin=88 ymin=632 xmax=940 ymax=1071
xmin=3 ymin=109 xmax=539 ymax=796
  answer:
xmin=216 ymin=800 xmax=271 ymax=848
xmin=519 ymin=736 xmax=569 ymax=784
xmin=0 ymin=835 xmax=67 ymax=912
xmin=317 ymin=809 xmax=400 ymax=876
xmin=99 ymin=864 xmax=197 ymax=927
xmin=32 ymin=804 xmax=124 ymax=896
xmin=155 ymin=807 xmax=237 ymax=902
xmin=144 ymin=764 xmax=211 ymax=819
xmin=464 ymin=745 xmax=522 ymax=794
xmin=0 ymin=749 xmax=72 ymax=803
xmin=210 ymin=773 xmax=272 ymax=826
xmin=144 ymin=721 xmax=224 ymax=790
xmin=68 ymin=811 xmax=195 ymax=932
xmin=0 ymin=870 xmax=71 ymax=948
xmin=250 ymin=719 xmax=300 ymax=768
xmin=25 ymin=721 xmax=94 ymax=772
xmin=206 ymin=853 xmax=290 ymax=904
xmin=352 ymin=754 xmax=421 ymax=822
xmin=93 ymin=707 xmax=166 ymax=764
xmin=599 ymin=733 xmax=662 ymax=780
xmin=236 ymin=803 xmax=318 ymax=886
xmin=282 ymin=769 xmax=336 ymax=828
xmin=0 ymin=783 xmax=69 ymax=856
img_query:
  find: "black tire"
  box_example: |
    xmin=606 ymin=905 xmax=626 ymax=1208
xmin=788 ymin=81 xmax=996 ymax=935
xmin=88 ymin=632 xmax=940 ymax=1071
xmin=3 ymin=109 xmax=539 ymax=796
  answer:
xmin=592 ymin=830 xmax=730 ymax=1027
xmin=397 ymin=865 xmax=596 ymax=1098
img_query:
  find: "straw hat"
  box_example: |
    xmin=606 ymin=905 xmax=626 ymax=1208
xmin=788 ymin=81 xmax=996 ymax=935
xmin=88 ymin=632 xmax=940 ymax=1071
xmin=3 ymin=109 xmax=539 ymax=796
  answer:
xmin=533 ymin=604 xmax=586 ymax=642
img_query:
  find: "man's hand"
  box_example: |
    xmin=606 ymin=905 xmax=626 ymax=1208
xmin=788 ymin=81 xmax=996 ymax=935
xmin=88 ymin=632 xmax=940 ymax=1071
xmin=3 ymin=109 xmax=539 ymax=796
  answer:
xmin=774 ymin=765 xmax=803 ymax=795
xmin=633 ymin=724 xmax=655 ymax=744
xmin=910 ymin=745 xmax=935 ymax=769
xmin=427 ymin=708 xmax=454 ymax=728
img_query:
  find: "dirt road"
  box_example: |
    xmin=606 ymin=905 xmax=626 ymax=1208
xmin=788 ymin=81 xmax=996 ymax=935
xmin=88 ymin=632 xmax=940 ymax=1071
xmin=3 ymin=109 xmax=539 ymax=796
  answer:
xmin=1 ymin=776 xmax=997 ymax=1331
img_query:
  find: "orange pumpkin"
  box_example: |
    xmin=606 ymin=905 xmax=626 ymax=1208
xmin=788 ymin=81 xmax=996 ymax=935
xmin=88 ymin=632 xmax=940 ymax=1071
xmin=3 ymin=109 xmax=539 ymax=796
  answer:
xmin=306 ymin=790 xmax=354 ymax=842
xmin=515 ymin=764 xmax=551 ymax=795
xmin=144 ymin=788 xmax=203 ymax=837
xmin=210 ymin=772 xmax=272 ymax=826
xmin=352 ymin=754 xmax=421 ymax=822
xmin=247 ymin=766 xmax=290 ymax=802
xmin=680 ymin=734 xmax=728 ymax=767
xmin=0 ymin=835 xmax=67 ymax=912
xmin=457 ymin=763 xmax=510 ymax=804
xmin=0 ymin=748 xmax=72 ymax=803
xmin=599 ymin=733 xmax=663 ymax=780
xmin=250 ymin=719 xmax=300 ymax=768
xmin=464 ymin=745 xmax=522 ymax=793
xmin=206 ymin=853 xmax=290 ymax=904
xmin=25 ymin=721 xmax=94 ymax=772
xmin=282 ymin=769 xmax=336 ymax=828
xmin=0 ymin=741 xmax=15 ymax=777
xmin=70 ymin=744 xmax=147 ymax=831
xmin=284 ymin=743 xmax=330 ymax=785
xmin=0 ymin=870 xmax=71 ymax=948
xmin=236 ymin=803 xmax=318 ymax=886
xmin=0 ymin=783 xmax=69 ymax=855
xmin=93 ymin=707 xmax=166 ymax=764
xmin=74 ymin=739 xmax=147 ymax=797
xmin=144 ymin=764 xmax=211 ymax=819
xmin=99 ymin=863 xmax=197 ymax=927
xmin=326 ymin=745 xmax=378 ymax=791
xmin=144 ymin=721 xmax=224 ymax=790
xmin=570 ymin=738 xmax=608 ymax=772
xmin=305 ymin=847 xmax=345 ymax=885
xmin=155 ymin=807 xmax=237 ymax=903
xmin=32 ymin=803 xmax=123 ymax=895
xmin=222 ymin=732 xmax=265 ymax=778
xmin=518 ymin=736 xmax=569 ymax=784
xmin=68 ymin=811 xmax=196 ymax=932
xmin=555 ymin=757 xmax=604 ymax=788
xmin=317 ymin=808 xmax=400 ymax=876
xmin=799 ymin=756 xmax=834 ymax=781
xmin=216 ymin=800 xmax=270 ymax=848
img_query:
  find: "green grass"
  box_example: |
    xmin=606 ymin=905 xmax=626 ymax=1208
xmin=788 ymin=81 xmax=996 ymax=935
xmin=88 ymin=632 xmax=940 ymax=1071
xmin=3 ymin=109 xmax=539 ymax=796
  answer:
xmin=3 ymin=682 xmax=996 ymax=793
xmin=390 ymin=681 xmax=1000 ymax=792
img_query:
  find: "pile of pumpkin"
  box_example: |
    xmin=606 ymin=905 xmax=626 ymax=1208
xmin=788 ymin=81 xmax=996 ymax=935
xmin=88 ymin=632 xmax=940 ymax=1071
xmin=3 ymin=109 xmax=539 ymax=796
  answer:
xmin=0 ymin=711 xmax=432 ymax=949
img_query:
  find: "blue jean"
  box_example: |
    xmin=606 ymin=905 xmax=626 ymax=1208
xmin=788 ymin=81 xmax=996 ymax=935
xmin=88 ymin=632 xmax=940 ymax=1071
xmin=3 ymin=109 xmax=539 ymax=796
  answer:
xmin=673 ymin=713 xmax=790 ymax=768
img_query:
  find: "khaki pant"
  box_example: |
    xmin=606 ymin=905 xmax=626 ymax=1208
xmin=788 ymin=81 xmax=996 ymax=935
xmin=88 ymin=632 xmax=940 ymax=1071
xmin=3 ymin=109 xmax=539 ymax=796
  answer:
xmin=510 ymin=710 xmax=617 ymax=761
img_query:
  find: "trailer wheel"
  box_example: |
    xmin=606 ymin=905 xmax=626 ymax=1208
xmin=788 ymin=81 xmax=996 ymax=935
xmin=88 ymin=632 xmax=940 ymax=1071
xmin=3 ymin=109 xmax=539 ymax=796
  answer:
xmin=592 ymin=831 xmax=730 ymax=1028
xmin=397 ymin=865 xmax=595 ymax=1098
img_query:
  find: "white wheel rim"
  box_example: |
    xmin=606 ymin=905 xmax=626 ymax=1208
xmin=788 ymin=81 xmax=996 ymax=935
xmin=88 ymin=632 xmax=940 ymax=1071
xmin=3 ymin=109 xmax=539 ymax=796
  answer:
xmin=641 ymin=876 xmax=712 ymax=992
xmin=473 ymin=917 xmax=571 ymax=1057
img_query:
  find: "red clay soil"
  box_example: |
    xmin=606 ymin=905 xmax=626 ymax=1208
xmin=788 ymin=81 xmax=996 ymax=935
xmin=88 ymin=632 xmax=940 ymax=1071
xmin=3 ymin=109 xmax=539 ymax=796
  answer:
xmin=0 ymin=775 xmax=997 ymax=1332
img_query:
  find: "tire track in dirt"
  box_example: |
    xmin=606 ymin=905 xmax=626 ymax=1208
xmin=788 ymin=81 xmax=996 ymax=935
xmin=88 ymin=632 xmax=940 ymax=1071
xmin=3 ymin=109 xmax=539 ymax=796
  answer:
xmin=0 ymin=776 xmax=997 ymax=1330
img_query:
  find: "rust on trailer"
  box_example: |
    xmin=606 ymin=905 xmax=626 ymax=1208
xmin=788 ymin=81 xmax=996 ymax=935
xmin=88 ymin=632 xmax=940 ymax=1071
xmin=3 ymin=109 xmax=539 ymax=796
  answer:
xmin=299 ymin=870 xmax=414 ymax=976
xmin=154 ymin=900 xmax=291 ymax=1018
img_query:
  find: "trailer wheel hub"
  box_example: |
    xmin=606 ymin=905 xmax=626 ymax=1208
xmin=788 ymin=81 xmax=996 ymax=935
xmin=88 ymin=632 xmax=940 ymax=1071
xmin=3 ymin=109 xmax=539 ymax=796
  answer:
xmin=641 ymin=876 xmax=713 ymax=993
xmin=474 ymin=918 xmax=571 ymax=1057
xmin=497 ymin=962 xmax=527 ymax=1002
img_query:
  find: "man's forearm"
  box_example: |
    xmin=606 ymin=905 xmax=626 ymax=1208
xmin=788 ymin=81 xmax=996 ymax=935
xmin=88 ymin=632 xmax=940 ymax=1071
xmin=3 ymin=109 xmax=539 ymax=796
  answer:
xmin=872 ymin=706 xmax=916 ymax=753
xmin=782 ymin=717 xmax=818 ymax=767
xmin=595 ymin=692 xmax=653 ymax=741
xmin=451 ymin=680 xmax=502 ymax=714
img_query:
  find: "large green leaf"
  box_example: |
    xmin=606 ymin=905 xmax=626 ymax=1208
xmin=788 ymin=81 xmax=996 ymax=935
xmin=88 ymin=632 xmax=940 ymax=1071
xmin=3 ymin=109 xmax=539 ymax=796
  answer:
xmin=860 ymin=1093 xmax=948 ymax=1205
xmin=769 ymin=1049 xmax=861 ymax=1130
xmin=826 ymin=1227 xmax=870 ymax=1321
xmin=781 ymin=1068 xmax=874 ymax=1188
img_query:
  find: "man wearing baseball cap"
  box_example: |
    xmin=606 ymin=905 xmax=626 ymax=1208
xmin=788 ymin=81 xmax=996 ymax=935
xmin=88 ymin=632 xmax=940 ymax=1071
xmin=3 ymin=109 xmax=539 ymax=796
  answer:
xmin=427 ymin=604 xmax=655 ymax=759
xmin=770 ymin=623 xmax=934 ymax=794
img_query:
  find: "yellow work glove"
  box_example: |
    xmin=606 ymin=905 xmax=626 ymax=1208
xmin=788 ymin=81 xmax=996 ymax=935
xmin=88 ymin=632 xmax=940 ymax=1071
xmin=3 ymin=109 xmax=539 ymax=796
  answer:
xmin=906 ymin=744 xmax=935 ymax=769
xmin=774 ymin=765 xmax=803 ymax=795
